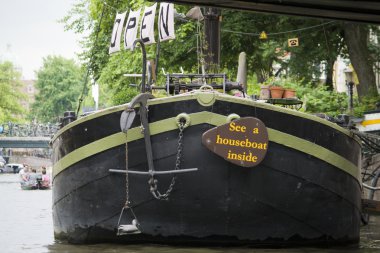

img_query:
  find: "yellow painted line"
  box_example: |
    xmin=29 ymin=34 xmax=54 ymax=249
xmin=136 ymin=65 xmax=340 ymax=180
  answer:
xmin=53 ymin=112 xmax=227 ymax=178
xmin=362 ymin=119 xmax=380 ymax=126
xmin=267 ymin=128 xmax=360 ymax=182
xmin=51 ymin=94 xmax=200 ymax=142
xmin=53 ymin=112 xmax=360 ymax=183
xmin=52 ymin=91 xmax=358 ymax=143
xmin=215 ymin=94 xmax=356 ymax=139
xmin=53 ymin=132 xmax=126 ymax=178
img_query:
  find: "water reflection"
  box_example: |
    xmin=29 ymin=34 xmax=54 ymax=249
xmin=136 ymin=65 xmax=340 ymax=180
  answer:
xmin=0 ymin=174 xmax=53 ymax=253
xmin=0 ymin=174 xmax=379 ymax=253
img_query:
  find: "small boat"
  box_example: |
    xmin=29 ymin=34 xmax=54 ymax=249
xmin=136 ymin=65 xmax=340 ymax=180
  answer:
xmin=21 ymin=179 xmax=51 ymax=190
xmin=21 ymin=184 xmax=51 ymax=190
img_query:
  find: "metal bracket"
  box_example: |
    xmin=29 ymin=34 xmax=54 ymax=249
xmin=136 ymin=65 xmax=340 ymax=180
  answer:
xmin=120 ymin=93 xmax=154 ymax=133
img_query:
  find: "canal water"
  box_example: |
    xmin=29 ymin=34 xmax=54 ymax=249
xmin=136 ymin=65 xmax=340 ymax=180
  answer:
xmin=0 ymin=173 xmax=379 ymax=253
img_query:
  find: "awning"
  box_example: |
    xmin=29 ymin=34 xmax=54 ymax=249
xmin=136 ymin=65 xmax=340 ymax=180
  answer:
xmin=158 ymin=0 xmax=380 ymax=24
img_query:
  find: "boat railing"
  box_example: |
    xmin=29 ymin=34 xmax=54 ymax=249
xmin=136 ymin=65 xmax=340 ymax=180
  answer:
xmin=157 ymin=73 xmax=243 ymax=95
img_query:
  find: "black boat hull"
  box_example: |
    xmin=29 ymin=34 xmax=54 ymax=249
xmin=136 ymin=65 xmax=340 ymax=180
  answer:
xmin=52 ymin=92 xmax=361 ymax=246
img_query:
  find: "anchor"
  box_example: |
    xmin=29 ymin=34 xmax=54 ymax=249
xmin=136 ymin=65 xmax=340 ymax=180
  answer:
xmin=117 ymin=90 xmax=199 ymax=184
xmin=116 ymin=39 xmax=199 ymax=235
xmin=116 ymin=39 xmax=151 ymax=236
xmin=118 ymin=50 xmax=198 ymax=197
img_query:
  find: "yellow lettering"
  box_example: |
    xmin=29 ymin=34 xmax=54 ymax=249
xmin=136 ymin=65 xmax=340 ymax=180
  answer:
xmin=246 ymin=152 xmax=253 ymax=161
xmin=229 ymin=121 xmax=246 ymax=132
xmin=216 ymin=134 xmax=222 ymax=144
xmin=215 ymin=133 xmax=268 ymax=162
xmin=229 ymin=121 xmax=236 ymax=131
xmin=226 ymin=151 xmax=258 ymax=163
xmin=252 ymin=128 xmax=259 ymax=134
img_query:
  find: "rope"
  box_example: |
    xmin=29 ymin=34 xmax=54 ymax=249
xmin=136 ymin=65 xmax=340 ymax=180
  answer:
xmin=221 ymin=21 xmax=336 ymax=37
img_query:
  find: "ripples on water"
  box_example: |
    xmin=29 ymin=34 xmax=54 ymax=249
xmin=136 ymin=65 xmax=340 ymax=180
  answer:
xmin=0 ymin=174 xmax=379 ymax=253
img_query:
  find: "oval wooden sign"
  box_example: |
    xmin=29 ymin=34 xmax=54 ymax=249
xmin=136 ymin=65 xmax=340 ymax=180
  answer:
xmin=202 ymin=117 xmax=269 ymax=167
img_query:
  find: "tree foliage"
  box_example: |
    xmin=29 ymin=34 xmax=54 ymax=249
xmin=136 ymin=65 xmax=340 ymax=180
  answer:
xmin=0 ymin=61 xmax=25 ymax=122
xmin=62 ymin=0 xmax=378 ymax=110
xmin=30 ymin=56 xmax=84 ymax=122
xmin=282 ymin=79 xmax=349 ymax=116
xmin=249 ymin=77 xmax=377 ymax=117
xmin=343 ymin=22 xmax=378 ymax=98
xmin=62 ymin=0 xmax=198 ymax=106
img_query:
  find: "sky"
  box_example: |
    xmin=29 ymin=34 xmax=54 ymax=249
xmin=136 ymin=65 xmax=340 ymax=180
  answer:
xmin=0 ymin=0 xmax=82 ymax=80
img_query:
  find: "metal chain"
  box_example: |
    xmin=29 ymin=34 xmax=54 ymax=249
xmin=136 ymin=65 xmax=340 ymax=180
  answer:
xmin=124 ymin=138 xmax=129 ymax=208
xmin=116 ymin=136 xmax=131 ymax=230
xmin=149 ymin=121 xmax=185 ymax=200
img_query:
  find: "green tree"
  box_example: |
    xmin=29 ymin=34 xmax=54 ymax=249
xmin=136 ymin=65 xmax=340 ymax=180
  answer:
xmin=223 ymin=11 xmax=378 ymax=99
xmin=63 ymin=0 xmax=196 ymax=106
xmin=63 ymin=1 xmax=378 ymax=106
xmin=343 ymin=22 xmax=378 ymax=98
xmin=0 ymin=61 xmax=25 ymax=122
xmin=30 ymin=56 xmax=84 ymax=122
xmin=220 ymin=11 xmax=346 ymax=87
xmin=221 ymin=11 xmax=284 ymax=82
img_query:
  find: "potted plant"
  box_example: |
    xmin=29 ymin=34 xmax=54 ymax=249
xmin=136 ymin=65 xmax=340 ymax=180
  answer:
xmin=259 ymin=85 xmax=271 ymax=99
xmin=269 ymin=85 xmax=285 ymax=98
xmin=281 ymin=79 xmax=298 ymax=99
xmin=283 ymin=88 xmax=296 ymax=98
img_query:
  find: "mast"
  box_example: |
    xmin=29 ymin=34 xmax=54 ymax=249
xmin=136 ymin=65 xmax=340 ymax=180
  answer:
xmin=203 ymin=7 xmax=221 ymax=73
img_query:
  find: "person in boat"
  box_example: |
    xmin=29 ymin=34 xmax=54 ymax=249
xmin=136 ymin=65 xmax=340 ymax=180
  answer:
xmin=18 ymin=164 xmax=29 ymax=186
xmin=25 ymin=168 xmax=39 ymax=189
xmin=40 ymin=166 xmax=50 ymax=189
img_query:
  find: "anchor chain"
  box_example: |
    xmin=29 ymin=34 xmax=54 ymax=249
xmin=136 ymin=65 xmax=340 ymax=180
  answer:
xmin=124 ymin=140 xmax=129 ymax=207
xmin=149 ymin=120 xmax=185 ymax=200
xmin=116 ymin=132 xmax=140 ymax=235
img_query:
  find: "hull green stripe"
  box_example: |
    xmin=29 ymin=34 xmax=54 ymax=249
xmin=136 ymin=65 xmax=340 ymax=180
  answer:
xmin=267 ymin=128 xmax=360 ymax=181
xmin=52 ymin=92 xmax=358 ymax=143
xmin=53 ymin=112 xmax=360 ymax=184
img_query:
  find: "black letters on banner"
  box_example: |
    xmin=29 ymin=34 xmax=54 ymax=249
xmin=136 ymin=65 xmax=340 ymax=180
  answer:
xmin=140 ymin=10 xmax=153 ymax=43
xmin=124 ymin=17 xmax=136 ymax=41
xmin=126 ymin=17 xmax=136 ymax=31
xmin=159 ymin=4 xmax=170 ymax=40
xmin=110 ymin=18 xmax=121 ymax=47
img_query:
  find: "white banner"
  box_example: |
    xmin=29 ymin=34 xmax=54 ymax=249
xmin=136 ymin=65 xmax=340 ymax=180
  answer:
xmin=124 ymin=9 xmax=141 ymax=50
xmin=109 ymin=11 xmax=127 ymax=54
xmin=140 ymin=3 xmax=157 ymax=45
xmin=158 ymin=3 xmax=175 ymax=42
